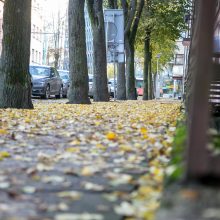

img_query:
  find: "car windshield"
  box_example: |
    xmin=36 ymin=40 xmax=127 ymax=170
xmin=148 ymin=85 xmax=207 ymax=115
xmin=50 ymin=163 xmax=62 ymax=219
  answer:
xmin=59 ymin=71 xmax=69 ymax=80
xmin=29 ymin=66 xmax=50 ymax=77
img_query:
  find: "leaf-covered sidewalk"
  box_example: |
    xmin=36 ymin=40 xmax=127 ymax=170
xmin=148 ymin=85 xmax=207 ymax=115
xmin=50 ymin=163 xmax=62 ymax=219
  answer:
xmin=0 ymin=100 xmax=181 ymax=220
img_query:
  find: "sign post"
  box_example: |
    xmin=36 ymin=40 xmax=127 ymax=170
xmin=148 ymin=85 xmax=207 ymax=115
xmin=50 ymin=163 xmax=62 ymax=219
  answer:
xmin=104 ymin=9 xmax=124 ymax=100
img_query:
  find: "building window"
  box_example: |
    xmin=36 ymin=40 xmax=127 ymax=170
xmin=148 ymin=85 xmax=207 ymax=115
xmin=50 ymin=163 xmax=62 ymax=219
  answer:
xmin=35 ymin=51 xmax=38 ymax=63
xmin=32 ymin=49 xmax=34 ymax=62
xmin=175 ymin=54 xmax=184 ymax=65
xmin=33 ymin=24 xmax=36 ymax=38
xmin=36 ymin=27 xmax=38 ymax=40
xmin=39 ymin=29 xmax=42 ymax=42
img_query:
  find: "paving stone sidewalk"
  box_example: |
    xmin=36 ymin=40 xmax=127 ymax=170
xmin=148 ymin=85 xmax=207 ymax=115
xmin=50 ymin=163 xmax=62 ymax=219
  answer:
xmin=0 ymin=99 xmax=181 ymax=220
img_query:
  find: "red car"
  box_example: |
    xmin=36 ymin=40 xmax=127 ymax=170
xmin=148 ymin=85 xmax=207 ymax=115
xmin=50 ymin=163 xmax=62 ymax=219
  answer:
xmin=137 ymin=87 xmax=143 ymax=96
xmin=136 ymin=78 xmax=143 ymax=96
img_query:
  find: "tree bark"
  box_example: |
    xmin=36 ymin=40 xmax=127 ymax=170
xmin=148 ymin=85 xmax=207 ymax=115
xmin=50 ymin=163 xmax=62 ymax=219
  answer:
xmin=122 ymin=0 xmax=144 ymax=100
xmin=87 ymin=0 xmax=109 ymax=102
xmin=143 ymin=33 xmax=150 ymax=100
xmin=107 ymin=0 xmax=118 ymax=9
xmin=68 ymin=0 xmax=91 ymax=104
xmin=0 ymin=0 xmax=33 ymax=109
xmin=54 ymin=50 xmax=60 ymax=69
xmin=125 ymin=38 xmax=136 ymax=99
xmin=117 ymin=62 xmax=126 ymax=100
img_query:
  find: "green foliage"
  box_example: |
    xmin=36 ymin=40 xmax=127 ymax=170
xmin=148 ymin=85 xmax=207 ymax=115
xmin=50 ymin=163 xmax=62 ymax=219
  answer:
xmin=213 ymin=137 xmax=220 ymax=149
xmin=213 ymin=136 xmax=220 ymax=149
xmin=136 ymin=0 xmax=187 ymax=72
xmin=165 ymin=118 xmax=187 ymax=185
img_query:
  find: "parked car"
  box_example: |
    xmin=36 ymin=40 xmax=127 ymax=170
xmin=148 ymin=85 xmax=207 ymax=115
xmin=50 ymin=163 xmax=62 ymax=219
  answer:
xmin=88 ymin=74 xmax=112 ymax=98
xmin=136 ymin=77 xmax=143 ymax=96
xmin=58 ymin=70 xmax=70 ymax=98
xmin=88 ymin=74 xmax=93 ymax=97
xmin=29 ymin=65 xmax=63 ymax=99
xmin=108 ymin=78 xmax=117 ymax=97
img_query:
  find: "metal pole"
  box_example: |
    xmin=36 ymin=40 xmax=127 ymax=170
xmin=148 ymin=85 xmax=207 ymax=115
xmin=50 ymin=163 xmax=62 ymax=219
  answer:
xmin=157 ymin=58 xmax=159 ymax=76
xmin=113 ymin=50 xmax=116 ymax=101
xmin=156 ymin=58 xmax=159 ymax=98
xmin=113 ymin=13 xmax=116 ymax=101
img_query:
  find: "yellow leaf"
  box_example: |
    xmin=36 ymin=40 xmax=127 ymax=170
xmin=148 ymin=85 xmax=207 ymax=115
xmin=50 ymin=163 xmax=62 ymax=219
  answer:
xmin=95 ymin=121 xmax=101 ymax=126
xmin=140 ymin=127 xmax=148 ymax=134
xmin=106 ymin=132 xmax=117 ymax=141
xmin=142 ymin=210 xmax=156 ymax=220
xmin=66 ymin=147 xmax=80 ymax=153
xmin=81 ymin=167 xmax=94 ymax=176
xmin=149 ymin=138 xmax=156 ymax=144
xmin=96 ymin=115 xmax=103 ymax=119
xmin=69 ymin=140 xmax=81 ymax=146
xmin=119 ymin=145 xmax=133 ymax=152
xmin=24 ymin=118 xmax=31 ymax=123
xmin=142 ymin=134 xmax=149 ymax=139
xmin=57 ymin=191 xmax=81 ymax=200
xmin=0 ymin=151 xmax=10 ymax=158
xmin=96 ymin=144 xmax=106 ymax=150
xmin=138 ymin=186 xmax=154 ymax=195
xmin=0 ymin=129 xmax=8 ymax=135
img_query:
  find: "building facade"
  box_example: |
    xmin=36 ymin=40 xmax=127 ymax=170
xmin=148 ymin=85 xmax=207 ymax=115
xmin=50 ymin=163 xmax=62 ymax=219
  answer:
xmin=85 ymin=4 xmax=94 ymax=75
xmin=172 ymin=40 xmax=185 ymax=98
xmin=0 ymin=0 xmax=94 ymax=72
xmin=30 ymin=0 xmax=45 ymax=65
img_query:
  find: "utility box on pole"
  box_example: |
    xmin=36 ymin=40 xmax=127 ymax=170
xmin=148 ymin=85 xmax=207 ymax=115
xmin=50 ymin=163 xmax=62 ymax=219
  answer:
xmin=104 ymin=9 xmax=124 ymax=63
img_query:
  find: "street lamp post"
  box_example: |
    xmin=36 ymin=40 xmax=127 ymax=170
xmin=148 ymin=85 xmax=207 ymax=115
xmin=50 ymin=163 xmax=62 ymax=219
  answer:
xmin=156 ymin=53 xmax=162 ymax=98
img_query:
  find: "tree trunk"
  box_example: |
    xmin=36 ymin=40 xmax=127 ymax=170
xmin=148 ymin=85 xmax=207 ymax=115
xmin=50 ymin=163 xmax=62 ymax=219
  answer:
xmin=68 ymin=0 xmax=91 ymax=104
xmin=117 ymin=62 xmax=126 ymax=100
xmin=107 ymin=0 xmax=118 ymax=8
xmin=87 ymin=0 xmax=109 ymax=102
xmin=0 ymin=0 xmax=33 ymax=109
xmin=54 ymin=51 xmax=59 ymax=69
xmin=123 ymin=0 xmax=145 ymax=100
xmin=126 ymin=37 xmax=136 ymax=100
xmin=143 ymin=34 xmax=150 ymax=100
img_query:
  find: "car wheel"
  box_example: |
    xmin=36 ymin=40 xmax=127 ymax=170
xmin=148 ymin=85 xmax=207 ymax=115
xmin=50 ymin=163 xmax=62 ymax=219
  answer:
xmin=42 ymin=85 xmax=50 ymax=99
xmin=56 ymin=86 xmax=63 ymax=99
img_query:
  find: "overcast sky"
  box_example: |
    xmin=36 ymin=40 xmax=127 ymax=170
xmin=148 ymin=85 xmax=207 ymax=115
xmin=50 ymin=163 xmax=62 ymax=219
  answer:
xmin=44 ymin=0 xmax=68 ymax=17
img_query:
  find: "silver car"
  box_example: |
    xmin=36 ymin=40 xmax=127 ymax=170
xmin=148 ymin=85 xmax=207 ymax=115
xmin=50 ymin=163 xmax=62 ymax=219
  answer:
xmin=58 ymin=70 xmax=70 ymax=98
xmin=30 ymin=65 xmax=63 ymax=99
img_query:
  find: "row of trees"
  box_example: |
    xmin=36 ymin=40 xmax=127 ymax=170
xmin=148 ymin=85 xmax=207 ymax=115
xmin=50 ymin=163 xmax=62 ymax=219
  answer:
xmin=69 ymin=0 xmax=187 ymax=104
xmin=0 ymin=0 xmax=187 ymax=109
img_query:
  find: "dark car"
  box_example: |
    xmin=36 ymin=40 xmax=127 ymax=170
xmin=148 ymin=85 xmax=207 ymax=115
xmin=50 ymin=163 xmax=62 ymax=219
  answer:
xmin=58 ymin=70 xmax=70 ymax=98
xmin=29 ymin=65 xmax=63 ymax=99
